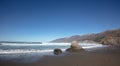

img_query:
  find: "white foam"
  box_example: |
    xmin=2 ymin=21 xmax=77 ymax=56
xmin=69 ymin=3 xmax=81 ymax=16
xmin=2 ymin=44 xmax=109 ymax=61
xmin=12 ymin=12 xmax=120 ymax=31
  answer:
xmin=1 ymin=43 xmax=70 ymax=46
xmin=82 ymin=45 xmax=103 ymax=49
xmin=0 ymin=49 xmax=51 ymax=54
xmin=1 ymin=43 xmax=102 ymax=46
xmin=0 ymin=43 xmax=103 ymax=54
xmin=0 ymin=49 xmax=66 ymax=54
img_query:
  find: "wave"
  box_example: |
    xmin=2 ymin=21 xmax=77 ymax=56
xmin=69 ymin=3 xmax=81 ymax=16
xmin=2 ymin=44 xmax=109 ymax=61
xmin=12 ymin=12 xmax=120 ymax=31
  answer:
xmin=0 ymin=49 xmax=67 ymax=54
xmin=83 ymin=45 xmax=103 ymax=48
xmin=0 ymin=43 xmax=103 ymax=54
xmin=0 ymin=45 xmax=103 ymax=54
xmin=1 ymin=43 xmax=101 ymax=46
xmin=1 ymin=43 xmax=70 ymax=46
xmin=0 ymin=49 xmax=52 ymax=54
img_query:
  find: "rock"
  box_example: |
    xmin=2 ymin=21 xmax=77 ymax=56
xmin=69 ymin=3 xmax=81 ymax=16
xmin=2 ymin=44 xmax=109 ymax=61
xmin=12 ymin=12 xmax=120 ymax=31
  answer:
xmin=53 ymin=48 xmax=62 ymax=55
xmin=101 ymin=35 xmax=120 ymax=45
xmin=66 ymin=41 xmax=84 ymax=52
xmin=82 ymin=40 xmax=97 ymax=44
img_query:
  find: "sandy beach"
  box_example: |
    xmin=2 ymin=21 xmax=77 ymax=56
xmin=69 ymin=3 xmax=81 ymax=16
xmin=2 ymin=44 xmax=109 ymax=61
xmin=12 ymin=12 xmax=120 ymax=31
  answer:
xmin=0 ymin=45 xmax=120 ymax=66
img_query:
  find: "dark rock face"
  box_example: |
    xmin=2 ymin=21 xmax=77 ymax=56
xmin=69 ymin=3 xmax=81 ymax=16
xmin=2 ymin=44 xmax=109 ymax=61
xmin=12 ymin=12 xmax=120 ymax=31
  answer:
xmin=66 ymin=41 xmax=84 ymax=52
xmin=53 ymin=49 xmax=62 ymax=55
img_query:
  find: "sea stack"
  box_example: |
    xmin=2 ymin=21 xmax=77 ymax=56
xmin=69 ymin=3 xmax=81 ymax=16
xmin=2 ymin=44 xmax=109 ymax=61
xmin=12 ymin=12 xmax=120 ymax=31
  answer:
xmin=66 ymin=41 xmax=84 ymax=52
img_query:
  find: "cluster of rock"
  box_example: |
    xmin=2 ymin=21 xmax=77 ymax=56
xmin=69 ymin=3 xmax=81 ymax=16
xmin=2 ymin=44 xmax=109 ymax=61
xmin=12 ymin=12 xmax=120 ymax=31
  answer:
xmin=101 ymin=35 xmax=120 ymax=45
xmin=54 ymin=41 xmax=84 ymax=55
xmin=66 ymin=41 xmax=84 ymax=52
xmin=81 ymin=40 xmax=97 ymax=44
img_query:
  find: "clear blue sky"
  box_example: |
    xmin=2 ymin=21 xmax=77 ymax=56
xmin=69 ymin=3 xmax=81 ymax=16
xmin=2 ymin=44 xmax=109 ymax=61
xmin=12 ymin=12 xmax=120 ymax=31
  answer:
xmin=0 ymin=0 xmax=120 ymax=42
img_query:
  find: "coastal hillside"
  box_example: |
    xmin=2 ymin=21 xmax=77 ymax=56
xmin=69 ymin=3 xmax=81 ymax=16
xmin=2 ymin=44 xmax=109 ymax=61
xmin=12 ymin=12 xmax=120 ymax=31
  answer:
xmin=51 ymin=28 xmax=120 ymax=45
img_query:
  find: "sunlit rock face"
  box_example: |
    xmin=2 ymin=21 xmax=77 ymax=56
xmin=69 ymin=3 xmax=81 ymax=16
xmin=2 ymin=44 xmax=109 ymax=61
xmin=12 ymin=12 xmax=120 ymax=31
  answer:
xmin=101 ymin=35 xmax=120 ymax=45
xmin=66 ymin=41 xmax=84 ymax=52
xmin=70 ymin=41 xmax=81 ymax=49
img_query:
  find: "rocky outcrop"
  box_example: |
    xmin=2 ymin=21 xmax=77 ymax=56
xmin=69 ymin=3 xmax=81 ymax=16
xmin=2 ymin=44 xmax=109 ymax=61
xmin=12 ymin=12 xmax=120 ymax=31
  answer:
xmin=53 ymin=48 xmax=62 ymax=55
xmin=82 ymin=40 xmax=97 ymax=44
xmin=66 ymin=41 xmax=84 ymax=52
xmin=101 ymin=35 xmax=120 ymax=45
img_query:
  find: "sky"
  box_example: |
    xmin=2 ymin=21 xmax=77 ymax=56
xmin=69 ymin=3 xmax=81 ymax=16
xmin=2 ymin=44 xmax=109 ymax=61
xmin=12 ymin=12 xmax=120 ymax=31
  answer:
xmin=0 ymin=0 xmax=120 ymax=42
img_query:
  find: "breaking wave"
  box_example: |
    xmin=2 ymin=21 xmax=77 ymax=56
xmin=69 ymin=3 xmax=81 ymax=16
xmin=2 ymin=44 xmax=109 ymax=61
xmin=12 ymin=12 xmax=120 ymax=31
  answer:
xmin=0 ymin=43 xmax=103 ymax=54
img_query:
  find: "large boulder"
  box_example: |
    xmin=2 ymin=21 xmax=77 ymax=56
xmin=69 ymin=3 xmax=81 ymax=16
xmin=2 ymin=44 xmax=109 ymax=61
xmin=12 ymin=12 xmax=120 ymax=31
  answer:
xmin=53 ymin=48 xmax=62 ymax=55
xmin=66 ymin=41 xmax=84 ymax=52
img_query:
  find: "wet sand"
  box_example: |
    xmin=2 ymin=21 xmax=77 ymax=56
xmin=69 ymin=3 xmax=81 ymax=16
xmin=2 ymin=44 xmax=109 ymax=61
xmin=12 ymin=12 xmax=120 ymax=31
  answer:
xmin=0 ymin=45 xmax=120 ymax=66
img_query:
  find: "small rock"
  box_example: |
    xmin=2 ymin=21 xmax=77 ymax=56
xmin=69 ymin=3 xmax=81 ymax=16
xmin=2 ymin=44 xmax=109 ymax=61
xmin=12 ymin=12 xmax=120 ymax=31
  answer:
xmin=53 ymin=48 xmax=62 ymax=55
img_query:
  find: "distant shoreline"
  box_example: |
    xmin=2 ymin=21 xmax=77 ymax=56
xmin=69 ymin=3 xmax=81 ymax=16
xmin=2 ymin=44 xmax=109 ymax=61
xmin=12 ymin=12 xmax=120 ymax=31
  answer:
xmin=0 ymin=41 xmax=42 ymax=44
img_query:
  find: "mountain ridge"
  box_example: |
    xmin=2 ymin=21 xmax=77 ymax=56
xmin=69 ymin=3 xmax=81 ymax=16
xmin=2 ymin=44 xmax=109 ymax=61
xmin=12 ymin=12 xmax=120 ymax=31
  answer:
xmin=51 ymin=28 xmax=120 ymax=45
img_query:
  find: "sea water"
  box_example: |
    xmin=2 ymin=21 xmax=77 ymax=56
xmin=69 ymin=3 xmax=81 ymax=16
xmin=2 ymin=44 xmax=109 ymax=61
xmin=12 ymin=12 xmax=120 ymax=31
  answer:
xmin=0 ymin=43 xmax=103 ymax=63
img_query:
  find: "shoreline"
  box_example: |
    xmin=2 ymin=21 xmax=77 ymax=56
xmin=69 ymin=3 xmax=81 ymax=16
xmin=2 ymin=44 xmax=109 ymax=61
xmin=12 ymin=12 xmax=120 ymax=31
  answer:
xmin=0 ymin=45 xmax=120 ymax=66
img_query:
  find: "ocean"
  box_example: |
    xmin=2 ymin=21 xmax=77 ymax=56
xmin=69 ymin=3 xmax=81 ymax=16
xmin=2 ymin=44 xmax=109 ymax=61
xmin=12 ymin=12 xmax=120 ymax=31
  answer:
xmin=0 ymin=43 xmax=103 ymax=63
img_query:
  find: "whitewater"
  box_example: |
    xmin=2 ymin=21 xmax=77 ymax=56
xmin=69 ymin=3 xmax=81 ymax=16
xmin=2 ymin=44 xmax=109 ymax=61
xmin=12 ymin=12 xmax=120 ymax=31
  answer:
xmin=0 ymin=42 xmax=103 ymax=63
xmin=0 ymin=43 xmax=103 ymax=54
